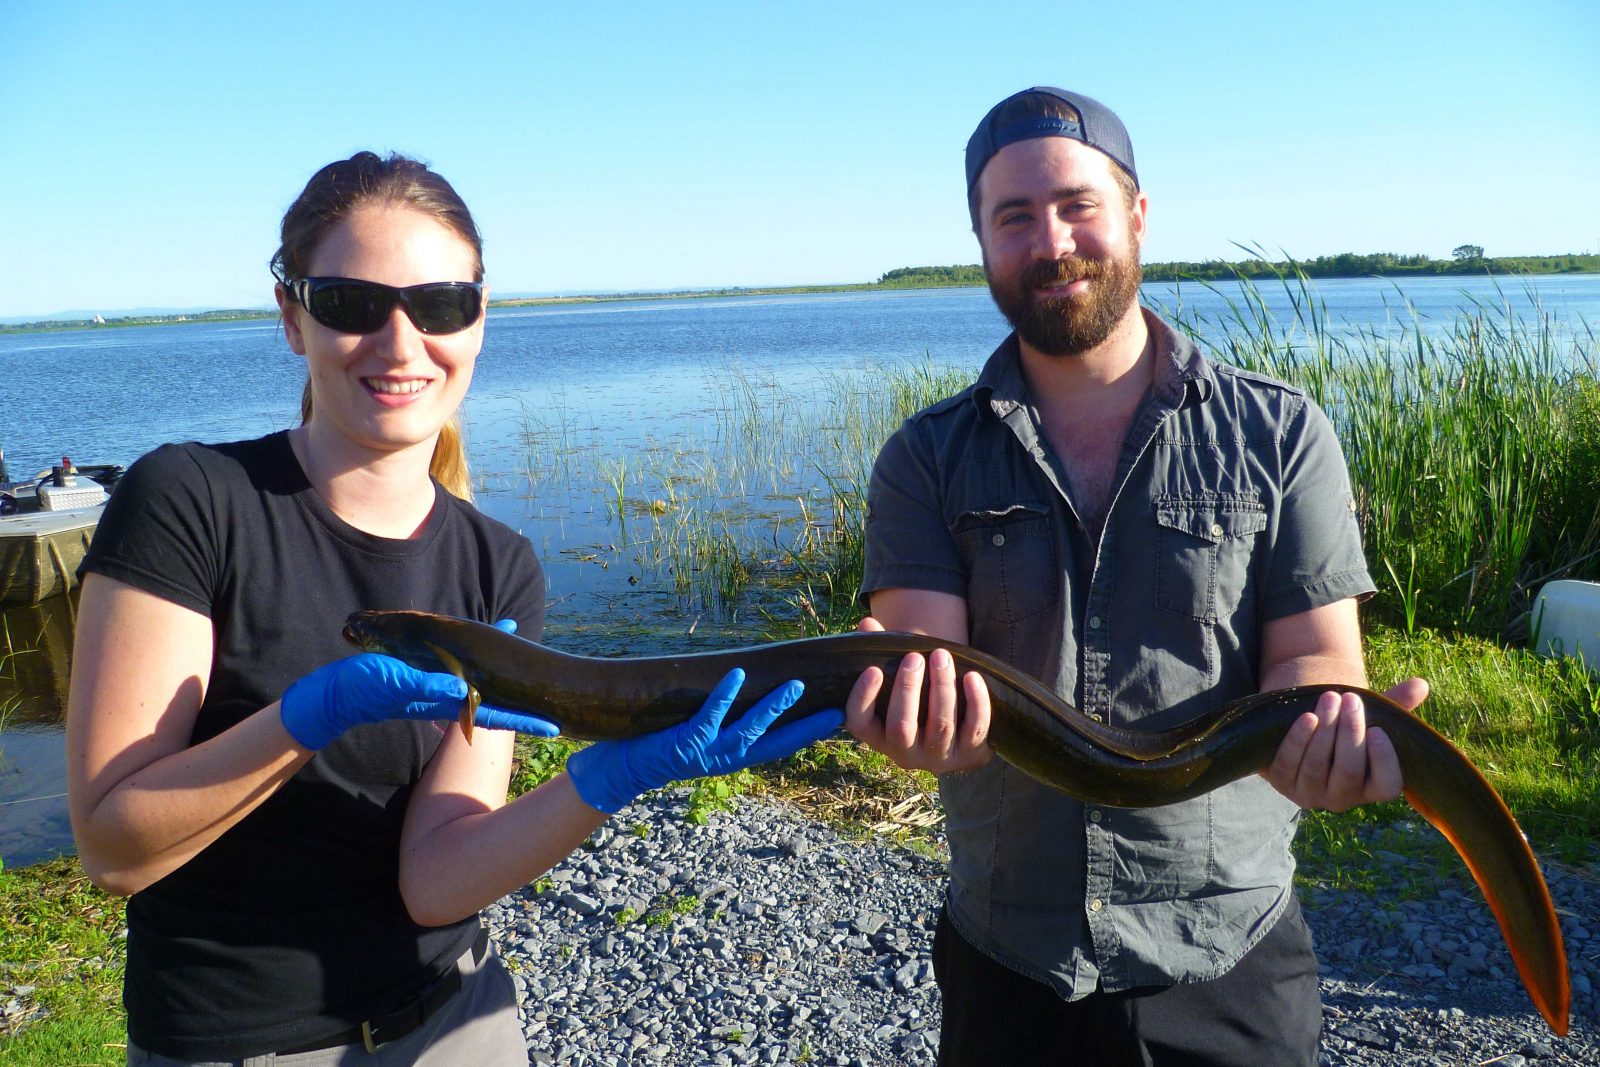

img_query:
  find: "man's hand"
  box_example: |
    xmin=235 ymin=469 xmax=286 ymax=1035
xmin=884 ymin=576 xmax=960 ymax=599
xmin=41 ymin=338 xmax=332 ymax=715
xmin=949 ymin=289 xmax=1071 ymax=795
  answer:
xmin=844 ymin=616 xmax=994 ymax=774
xmin=1261 ymin=677 xmax=1428 ymax=811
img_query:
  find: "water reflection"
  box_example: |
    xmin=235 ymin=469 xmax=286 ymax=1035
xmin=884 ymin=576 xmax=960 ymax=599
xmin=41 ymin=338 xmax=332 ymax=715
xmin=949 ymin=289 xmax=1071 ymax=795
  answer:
xmin=0 ymin=593 xmax=79 ymax=866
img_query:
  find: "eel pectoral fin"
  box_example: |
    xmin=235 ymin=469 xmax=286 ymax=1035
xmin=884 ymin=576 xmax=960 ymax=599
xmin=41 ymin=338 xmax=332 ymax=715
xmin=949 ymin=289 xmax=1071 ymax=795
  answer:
xmin=1395 ymin=714 xmax=1569 ymax=1035
xmin=425 ymin=641 xmax=478 ymax=745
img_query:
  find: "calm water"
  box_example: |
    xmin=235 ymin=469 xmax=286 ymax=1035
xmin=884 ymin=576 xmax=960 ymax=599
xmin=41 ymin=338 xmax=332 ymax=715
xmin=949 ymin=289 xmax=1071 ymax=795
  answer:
xmin=6 ymin=276 xmax=1599 ymax=482
xmin=2 ymin=275 xmax=1597 ymax=865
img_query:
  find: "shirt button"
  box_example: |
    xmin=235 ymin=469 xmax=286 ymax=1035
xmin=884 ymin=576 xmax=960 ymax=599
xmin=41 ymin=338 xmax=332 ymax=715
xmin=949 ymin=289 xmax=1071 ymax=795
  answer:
xmin=1089 ymin=898 xmax=1104 ymax=913
xmin=1088 ymin=810 xmax=1102 ymax=823
xmin=991 ymin=533 xmax=1005 ymax=547
xmin=1209 ymin=522 xmax=1224 ymax=538
xmin=1088 ymin=615 xmax=1102 ymax=629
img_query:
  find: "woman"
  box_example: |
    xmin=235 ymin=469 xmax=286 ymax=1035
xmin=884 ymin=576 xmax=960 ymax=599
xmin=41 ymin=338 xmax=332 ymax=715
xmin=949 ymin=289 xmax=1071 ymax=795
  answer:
xmin=66 ymin=151 xmax=841 ymax=1065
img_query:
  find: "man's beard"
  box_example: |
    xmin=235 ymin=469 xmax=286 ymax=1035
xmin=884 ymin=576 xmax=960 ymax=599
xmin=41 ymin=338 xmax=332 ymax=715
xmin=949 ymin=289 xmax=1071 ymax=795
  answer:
xmin=986 ymin=249 xmax=1143 ymax=357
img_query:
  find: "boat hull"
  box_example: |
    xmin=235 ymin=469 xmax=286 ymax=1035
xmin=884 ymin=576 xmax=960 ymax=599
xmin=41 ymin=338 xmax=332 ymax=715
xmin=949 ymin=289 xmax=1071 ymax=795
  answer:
xmin=0 ymin=505 xmax=102 ymax=605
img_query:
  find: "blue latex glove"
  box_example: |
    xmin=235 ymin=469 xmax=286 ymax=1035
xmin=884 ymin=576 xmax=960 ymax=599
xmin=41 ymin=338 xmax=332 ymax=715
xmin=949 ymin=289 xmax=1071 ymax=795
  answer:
xmin=565 ymin=668 xmax=844 ymax=814
xmin=280 ymin=619 xmax=559 ymax=750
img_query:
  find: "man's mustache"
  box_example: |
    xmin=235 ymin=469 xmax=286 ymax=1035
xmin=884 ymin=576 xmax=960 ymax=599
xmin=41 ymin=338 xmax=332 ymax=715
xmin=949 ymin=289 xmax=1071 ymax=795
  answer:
xmin=1022 ymin=256 xmax=1104 ymax=290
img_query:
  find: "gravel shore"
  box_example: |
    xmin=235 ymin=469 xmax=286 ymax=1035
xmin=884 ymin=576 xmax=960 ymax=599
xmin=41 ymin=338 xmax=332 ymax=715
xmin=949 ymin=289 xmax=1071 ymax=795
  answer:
xmin=486 ymin=790 xmax=1598 ymax=1066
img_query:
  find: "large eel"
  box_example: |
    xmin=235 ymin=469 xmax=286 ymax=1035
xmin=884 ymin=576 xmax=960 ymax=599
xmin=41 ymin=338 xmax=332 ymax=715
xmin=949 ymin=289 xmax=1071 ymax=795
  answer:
xmin=343 ymin=608 xmax=1570 ymax=1035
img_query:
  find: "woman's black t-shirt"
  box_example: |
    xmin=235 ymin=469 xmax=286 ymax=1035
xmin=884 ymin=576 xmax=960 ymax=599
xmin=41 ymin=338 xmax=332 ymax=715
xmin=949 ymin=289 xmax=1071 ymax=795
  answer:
xmin=80 ymin=431 xmax=545 ymax=1059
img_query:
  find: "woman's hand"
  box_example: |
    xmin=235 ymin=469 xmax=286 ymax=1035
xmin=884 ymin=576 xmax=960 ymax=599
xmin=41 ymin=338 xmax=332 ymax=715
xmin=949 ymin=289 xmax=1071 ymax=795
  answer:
xmin=473 ymin=620 xmax=561 ymax=736
xmin=279 ymin=653 xmax=478 ymax=749
xmin=279 ymin=619 xmax=558 ymax=750
xmin=564 ymin=669 xmax=843 ymax=814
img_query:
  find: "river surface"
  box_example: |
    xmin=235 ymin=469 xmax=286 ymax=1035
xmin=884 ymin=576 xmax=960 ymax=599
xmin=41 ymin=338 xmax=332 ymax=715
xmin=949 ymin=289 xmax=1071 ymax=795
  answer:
xmin=2 ymin=275 xmax=1597 ymax=865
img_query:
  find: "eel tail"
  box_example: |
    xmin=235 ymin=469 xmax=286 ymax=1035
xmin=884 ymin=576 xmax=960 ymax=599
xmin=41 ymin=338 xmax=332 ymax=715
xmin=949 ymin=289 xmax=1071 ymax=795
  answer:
xmin=1389 ymin=709 xmax=1569 ymax=1035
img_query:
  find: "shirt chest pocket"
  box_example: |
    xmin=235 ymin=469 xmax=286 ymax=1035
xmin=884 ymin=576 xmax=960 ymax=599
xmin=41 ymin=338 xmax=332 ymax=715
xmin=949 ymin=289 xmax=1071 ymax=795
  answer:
xmin=952 ymin=504 xmax=1058 ymax=625
xmin=1153 ymin=495 xmax=1267 ymax=623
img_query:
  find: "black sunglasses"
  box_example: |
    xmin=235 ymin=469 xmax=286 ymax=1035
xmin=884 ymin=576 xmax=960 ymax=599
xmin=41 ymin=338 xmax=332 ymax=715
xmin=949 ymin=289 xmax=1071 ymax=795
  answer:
xmin=287 ymin=276 xmax=484 ymax=336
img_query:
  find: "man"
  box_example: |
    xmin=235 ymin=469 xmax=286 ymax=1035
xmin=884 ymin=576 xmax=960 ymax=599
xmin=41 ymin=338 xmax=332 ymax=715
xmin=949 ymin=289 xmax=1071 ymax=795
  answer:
xmin=843 ymin=87 xmax=1430 ymax=1065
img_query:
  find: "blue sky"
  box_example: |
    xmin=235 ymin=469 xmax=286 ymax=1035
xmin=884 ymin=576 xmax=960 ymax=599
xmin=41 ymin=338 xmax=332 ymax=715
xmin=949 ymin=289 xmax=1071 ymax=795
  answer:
xmin=2 ymin=0 xmax=1596 ymax=319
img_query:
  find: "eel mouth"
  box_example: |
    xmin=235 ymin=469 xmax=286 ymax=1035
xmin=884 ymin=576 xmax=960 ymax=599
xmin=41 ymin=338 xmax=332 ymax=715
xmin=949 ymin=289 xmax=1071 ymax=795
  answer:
xmin=341 ymin=619 xmax=381 ymax=651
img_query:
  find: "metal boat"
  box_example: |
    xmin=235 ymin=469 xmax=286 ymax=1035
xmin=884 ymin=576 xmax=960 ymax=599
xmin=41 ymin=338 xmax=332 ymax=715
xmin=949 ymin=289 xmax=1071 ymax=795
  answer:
xmin=0 ymin=457 xmax=123 ymax=606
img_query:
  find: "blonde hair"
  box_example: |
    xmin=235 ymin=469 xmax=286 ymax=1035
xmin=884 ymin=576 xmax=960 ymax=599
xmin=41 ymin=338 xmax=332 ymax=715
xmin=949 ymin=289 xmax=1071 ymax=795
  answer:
xmin=276 ymin=152 xmax=483 ymax=501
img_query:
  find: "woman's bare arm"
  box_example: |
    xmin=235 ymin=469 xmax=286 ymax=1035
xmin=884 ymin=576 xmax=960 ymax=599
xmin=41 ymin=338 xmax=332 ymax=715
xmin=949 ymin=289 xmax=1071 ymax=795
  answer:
xmin=398 ymin=727 xmax=608 ymax=926
xmin=67 ymin=574 xmax=313 ymax=895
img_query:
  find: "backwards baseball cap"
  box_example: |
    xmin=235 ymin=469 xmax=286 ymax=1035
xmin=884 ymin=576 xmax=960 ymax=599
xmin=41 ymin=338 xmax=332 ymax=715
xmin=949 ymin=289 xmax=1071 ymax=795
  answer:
xmin=964 ymin=87 xmax=1138 ymax=195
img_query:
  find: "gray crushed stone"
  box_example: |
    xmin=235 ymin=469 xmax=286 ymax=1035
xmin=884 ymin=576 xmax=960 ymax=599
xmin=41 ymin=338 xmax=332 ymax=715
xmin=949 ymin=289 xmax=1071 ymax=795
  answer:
xmin=485 ymin=791 xmax=1598 ymax=1066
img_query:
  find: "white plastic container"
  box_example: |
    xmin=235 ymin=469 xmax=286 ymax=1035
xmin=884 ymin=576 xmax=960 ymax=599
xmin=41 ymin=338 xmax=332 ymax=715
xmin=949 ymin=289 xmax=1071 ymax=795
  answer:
xmin=37 ymin=480 xmax=108 ymax=511
xmin=1532 ymin=580 xmax=1600 ymax=673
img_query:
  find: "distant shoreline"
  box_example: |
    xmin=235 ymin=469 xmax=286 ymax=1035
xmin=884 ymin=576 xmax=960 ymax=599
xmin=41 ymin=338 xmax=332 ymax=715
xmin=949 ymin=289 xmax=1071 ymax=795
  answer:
xmin=0 ymin=285 xmax=897 ymax=335
xmin=5 ymin=255 xmax=1597 ymax=335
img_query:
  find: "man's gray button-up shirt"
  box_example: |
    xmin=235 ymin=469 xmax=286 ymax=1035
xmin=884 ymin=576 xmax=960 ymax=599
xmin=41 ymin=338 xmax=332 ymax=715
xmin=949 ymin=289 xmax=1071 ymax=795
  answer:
xmin=862 ymin=312 xmax=1375 ymax=998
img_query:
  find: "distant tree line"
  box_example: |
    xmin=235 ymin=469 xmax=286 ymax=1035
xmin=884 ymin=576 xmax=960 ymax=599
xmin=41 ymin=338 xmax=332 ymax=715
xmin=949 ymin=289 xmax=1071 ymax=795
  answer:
xmin=9 ymin=252 xmax=1596 ymax=333
xmin=0 ymin=307 xmax=272 ymax=333
xmin=1141 ymin=250 xmax=1600 ymax=281
xmin=876 ymin=252 xmax=1600 ymax=289
xmin=876 ymin=265 xmax=989 ymax=288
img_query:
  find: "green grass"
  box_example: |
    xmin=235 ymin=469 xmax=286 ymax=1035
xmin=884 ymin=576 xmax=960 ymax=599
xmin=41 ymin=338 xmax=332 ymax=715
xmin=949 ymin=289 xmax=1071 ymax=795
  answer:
xmin=1292 ymin=623 xmax=1600 ymax=895
xmin=0 ymin=859 xmax=126 ymax=1066
xmin=508 ymin=737 xmax=760 ymax=826
xmin=1362 ymin=625 xmax=1600 ymax=860
xmin=608 ymin=891 xmax=704 ymax=929
xmin=642 ymin=893 xmax=703 ymax=928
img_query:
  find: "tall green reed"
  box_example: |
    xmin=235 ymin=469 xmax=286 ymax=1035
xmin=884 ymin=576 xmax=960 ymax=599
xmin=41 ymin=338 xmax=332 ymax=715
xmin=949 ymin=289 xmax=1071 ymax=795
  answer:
xmin=1163 ymin=263 xmax=1599 ymax=637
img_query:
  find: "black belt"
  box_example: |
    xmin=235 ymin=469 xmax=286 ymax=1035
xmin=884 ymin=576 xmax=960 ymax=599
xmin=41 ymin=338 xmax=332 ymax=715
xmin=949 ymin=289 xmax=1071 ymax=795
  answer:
xmin=281 ymin=926 xmax=491 ymax=1055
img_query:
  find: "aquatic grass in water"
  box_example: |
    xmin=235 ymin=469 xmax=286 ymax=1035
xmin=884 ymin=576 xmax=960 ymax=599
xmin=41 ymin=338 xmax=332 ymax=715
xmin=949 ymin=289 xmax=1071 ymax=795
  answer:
xmin=741 ymin=361 xmax=974 ymax=635
xmin=601 ymin=457 xmax=630 ymax=545
xmin=0 ymin=694 xmax=17 ymax=776
xmin=772 ymin=472 xmax=871 ymax=638
xmin=519 ymin=285 xmax=1596 ymax=656
xmin=510 ymin=391 xmax=591 ymax=489
xmin=584 ymin=360 xmax=975 ymax=625
xmin=0 ymin=616 xmax=38 ymax=770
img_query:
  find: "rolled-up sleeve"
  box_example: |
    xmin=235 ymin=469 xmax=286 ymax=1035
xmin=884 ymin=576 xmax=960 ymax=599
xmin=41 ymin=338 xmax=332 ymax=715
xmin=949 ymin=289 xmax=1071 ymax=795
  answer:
xmin=862 ymin=419 xmax=969 ymax=600
xmin=1259 ymin=396 xmax=1376 ymax=620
